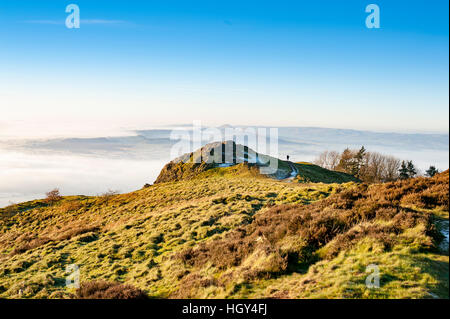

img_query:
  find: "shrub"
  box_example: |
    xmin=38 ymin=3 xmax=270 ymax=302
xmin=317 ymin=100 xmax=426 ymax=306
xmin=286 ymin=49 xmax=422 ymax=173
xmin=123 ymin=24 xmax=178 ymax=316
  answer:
xmin=177 ymin=171 xmax=448 ymax=284
xmin=97 ymin=189 xmax=120 ymax=204
xmin=11 ymin=236 xmax=52 ymax=255
xmin=101 ymin=190 xmax=120 ymax=197
xmin=10 ymin=224 xmax=100 ymax=255
xmin=56 ymin=225 xmax=100 ymax=241
xmin=59 ymin=201 xmax=83 ymax=213
xmin=45 ymin=188 xmax=62 ymax=204
xmin=172 ymin=273 xmax=220 ymax=298
xmin=75 ymin=280 xmax=148 ymax=299
xmin=0 ymin=204 xmax=17 ymax=220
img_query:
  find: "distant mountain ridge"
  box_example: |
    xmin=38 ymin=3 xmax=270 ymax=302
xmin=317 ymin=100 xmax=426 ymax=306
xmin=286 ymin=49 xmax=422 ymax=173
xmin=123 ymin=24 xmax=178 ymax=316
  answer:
xmin=2 ymin=125 xmax=447 ymax=167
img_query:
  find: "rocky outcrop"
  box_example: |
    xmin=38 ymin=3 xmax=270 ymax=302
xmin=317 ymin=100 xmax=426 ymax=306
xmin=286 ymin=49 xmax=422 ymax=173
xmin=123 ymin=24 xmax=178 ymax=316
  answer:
xmin=154 ymin=141 xmax=269 ymax=183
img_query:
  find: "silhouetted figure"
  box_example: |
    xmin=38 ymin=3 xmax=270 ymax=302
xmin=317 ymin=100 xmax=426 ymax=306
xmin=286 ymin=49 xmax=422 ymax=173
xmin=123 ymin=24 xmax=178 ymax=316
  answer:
xmin=287 ymin=155 xmax=290 ymax=161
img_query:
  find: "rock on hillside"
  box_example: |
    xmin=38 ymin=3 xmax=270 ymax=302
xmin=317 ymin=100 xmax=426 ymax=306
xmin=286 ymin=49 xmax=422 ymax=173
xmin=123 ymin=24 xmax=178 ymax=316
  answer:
xmin=154 ymin=141 xmax=279 ymax=183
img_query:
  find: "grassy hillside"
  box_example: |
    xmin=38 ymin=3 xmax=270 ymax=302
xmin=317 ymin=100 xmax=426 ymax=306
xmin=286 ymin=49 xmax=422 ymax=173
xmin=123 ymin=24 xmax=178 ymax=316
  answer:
xmin=0 ymin=166 xmax=447 ymax=299
xmin=154 ymin=141 xmax=359 ymax=184
xmin=293 ymin=162 xmax=360 ymax=184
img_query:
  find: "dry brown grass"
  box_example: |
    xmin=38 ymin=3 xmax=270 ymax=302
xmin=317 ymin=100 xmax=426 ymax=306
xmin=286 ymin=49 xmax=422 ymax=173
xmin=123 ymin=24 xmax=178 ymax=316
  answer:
xmin=59 ymin=201 xmax=84 ymax=213
xmin=176 ymin=170 xmax=448 ymax=292
xmin=10 ymin=223 xmax=100 ymax=256
xmin=75 ymin=280 xmax=148 ymax=299
xmin=0 ymin=170 xmax=447 ymax=299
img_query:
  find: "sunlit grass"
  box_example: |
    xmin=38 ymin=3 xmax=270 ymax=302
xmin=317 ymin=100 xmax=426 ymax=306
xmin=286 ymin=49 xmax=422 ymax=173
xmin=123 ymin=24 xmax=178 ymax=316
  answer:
xmin=0 ymin=170 xmax=447 ymax=299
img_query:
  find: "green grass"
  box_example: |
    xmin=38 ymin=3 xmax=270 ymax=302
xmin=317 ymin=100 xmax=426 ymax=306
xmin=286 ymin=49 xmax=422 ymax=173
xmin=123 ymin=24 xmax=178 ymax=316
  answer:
xmin=293 ymin=162 xmax=360 ymax=184
xmin=0 ymin=170 xmax=447 ymax=299
xmin=237 ymin=238 xmax=448 ymax=299
xmin=0 ymin=174 xmax=342 ymax=298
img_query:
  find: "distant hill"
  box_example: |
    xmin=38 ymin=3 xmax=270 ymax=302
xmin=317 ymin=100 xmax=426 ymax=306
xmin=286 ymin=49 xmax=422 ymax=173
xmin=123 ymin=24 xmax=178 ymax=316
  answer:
xmin=154 ymin=141 xmax=359 ymax=184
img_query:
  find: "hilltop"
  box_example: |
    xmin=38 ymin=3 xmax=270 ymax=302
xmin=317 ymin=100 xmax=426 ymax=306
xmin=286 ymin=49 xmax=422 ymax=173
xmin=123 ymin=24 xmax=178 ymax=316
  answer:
xmin=0 ymin=146 xmax=447 ymax=299
xmin=155 ymin=141 xmax=359 ymax=184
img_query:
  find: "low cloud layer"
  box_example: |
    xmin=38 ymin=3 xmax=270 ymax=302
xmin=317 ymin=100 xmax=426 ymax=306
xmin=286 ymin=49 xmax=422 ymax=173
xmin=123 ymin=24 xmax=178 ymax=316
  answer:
xmin=0 ymin=125 xmax=448 ymax=207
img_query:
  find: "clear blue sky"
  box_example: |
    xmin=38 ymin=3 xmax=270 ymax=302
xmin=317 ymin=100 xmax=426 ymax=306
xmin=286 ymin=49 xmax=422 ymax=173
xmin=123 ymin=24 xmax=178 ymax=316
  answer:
xmin=0 ymin=0 xmax=448 ymax=135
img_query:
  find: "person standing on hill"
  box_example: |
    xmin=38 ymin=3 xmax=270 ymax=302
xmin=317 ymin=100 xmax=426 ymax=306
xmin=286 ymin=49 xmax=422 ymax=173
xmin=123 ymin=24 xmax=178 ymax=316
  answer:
xmin=287 ymin=155 xmax=290 ymax=161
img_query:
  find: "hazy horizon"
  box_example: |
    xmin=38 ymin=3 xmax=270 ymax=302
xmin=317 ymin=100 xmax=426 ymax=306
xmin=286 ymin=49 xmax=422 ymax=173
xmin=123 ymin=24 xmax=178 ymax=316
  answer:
xmin=1 ymin=120 xmax=449 ymax=142
xmin=0 ymin=123 xmax=448 ymax=207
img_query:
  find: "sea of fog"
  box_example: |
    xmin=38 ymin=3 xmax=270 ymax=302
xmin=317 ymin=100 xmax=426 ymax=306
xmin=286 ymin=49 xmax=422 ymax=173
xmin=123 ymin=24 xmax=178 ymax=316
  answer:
xmin=0 ymin=125 xmax=448 ymax=207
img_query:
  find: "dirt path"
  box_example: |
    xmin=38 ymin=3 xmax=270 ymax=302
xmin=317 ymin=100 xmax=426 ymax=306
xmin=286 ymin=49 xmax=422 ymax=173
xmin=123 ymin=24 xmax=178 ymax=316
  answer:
xmin=281 ymin=161 xmax=298 ymax=182
xmin=436 ymin=218 xmax=449 ymax=253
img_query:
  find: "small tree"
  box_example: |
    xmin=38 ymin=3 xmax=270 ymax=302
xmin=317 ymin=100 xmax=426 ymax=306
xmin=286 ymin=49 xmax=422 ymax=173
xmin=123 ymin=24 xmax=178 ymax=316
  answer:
xmin=314 ymin=147 xmax=402 ymax=182
xmin=313 ymin=150 xmax=340 ymax=170
xmin=336 ymin=148 xmax=355 ymax=175
xmin=101 ymin=189 xmax=119 ymax=197
xmin=384 ymin=155 xmax=400 ymax=182
xmin=99 ymin=189 xmax=120 ymax=204
xmin=353 ymin=146 xmax=366 ymax=178
xmin=406 ymin=160 xmax=417 ymax=178
xmin=45 ymin=188 xmax=62 ymax=204
xmin=425 ymin=165 xmax=439 ymax=177
xmin=399 ymin=161 xmax=409 ymax=180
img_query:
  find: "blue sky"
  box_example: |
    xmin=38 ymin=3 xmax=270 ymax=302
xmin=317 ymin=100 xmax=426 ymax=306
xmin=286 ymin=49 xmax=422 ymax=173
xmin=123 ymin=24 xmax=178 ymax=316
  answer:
xmin=0 ymin=0 xmax=448 ymax=135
